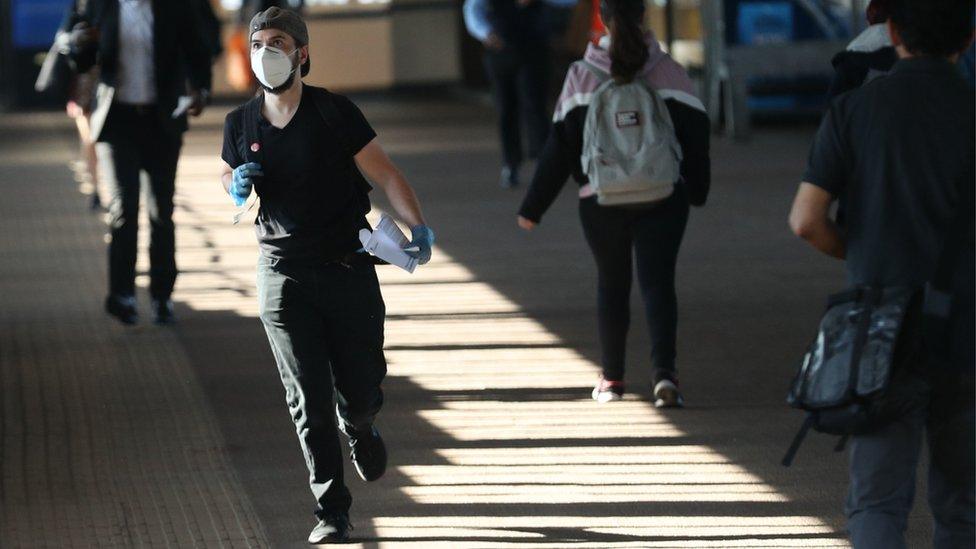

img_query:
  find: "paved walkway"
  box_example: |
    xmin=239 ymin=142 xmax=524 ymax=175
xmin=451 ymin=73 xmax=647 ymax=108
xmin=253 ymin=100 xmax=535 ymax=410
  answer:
xmin=0 ymin=95 xmax=932 ymax=548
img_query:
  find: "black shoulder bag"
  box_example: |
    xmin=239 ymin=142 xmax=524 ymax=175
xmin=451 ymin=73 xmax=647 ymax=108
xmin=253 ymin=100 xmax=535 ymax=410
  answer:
xmin=309 ymin=86 xmax=374 ymax=208
xmin=781 ymin=204 xmax=966 ymax=467
xmin=781 ymin=286 xmax=927 ymax=466
xmin=238 ymin=88 xmax=381 ymax=262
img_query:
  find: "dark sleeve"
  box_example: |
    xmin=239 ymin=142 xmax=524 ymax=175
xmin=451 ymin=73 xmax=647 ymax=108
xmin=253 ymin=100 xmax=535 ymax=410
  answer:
xmin=178 ymin=0 xmax=213 ymax=91
xmin=333 ymin=95 xmax=378 ymax=155
xmin=518 ymin=120 xmax=573 ymax=223
xmin=221 ymin=111 xmax=243 ymax=168
xmin=668 ymin=101 xmax=711 ymax=207
xmin=802 ymin=101 xmax=849 ymax=196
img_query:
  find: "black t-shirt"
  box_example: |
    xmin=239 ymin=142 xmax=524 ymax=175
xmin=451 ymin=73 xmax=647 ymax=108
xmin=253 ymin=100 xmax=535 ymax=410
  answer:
xmin=803 ymin=57 xmax=975 ymax=287
xmin=222 ymin=85 xmax=377 ymax=261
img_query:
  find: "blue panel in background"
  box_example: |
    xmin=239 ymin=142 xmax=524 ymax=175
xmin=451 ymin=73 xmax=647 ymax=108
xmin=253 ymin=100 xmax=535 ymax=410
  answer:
xmin=737 ymin=2 xmax=794 ymax=45
xmin=12 ymin=0 xmax=73 ymax=50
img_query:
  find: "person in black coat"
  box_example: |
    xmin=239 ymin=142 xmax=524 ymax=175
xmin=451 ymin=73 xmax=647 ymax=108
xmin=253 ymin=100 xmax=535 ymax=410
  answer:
xmin=68 ymin=0 xmax=212 ymax=325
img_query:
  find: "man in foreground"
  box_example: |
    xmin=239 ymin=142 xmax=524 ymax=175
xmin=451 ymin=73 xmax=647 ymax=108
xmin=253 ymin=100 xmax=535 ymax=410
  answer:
xmin=219 ymin=8 xmax=435 ymax=543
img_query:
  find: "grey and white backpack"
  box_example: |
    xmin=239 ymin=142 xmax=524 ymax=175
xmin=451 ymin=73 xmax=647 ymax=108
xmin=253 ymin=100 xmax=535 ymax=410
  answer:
xmin=580 ymin=61 xmax=682 ymax=205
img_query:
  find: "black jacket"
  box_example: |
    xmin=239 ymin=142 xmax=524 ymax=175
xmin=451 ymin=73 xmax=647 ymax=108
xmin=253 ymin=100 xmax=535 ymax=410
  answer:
xmin=69 ymin=0 xmax=212 ymax=138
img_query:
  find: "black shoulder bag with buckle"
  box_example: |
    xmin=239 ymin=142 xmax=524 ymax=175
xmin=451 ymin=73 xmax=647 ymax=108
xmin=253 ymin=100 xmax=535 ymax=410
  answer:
xmin=781 ymin=286 xmax=928 ymax=467
xmin=781 ymin=201 xmax=967 ymax=467
xmin=239 ymin=88 xmax=384 ymax=265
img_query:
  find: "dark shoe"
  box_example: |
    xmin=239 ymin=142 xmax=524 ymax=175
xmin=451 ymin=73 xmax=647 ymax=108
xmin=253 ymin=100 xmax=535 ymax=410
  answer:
xmin=499 ymin=166 xmax=520 ymax=189
xmin=348 ymin=426 xmax=387 ymax=482
xmin=653 ymin=378 xmax=684 ymax=408
xmin=105 ymin=295 xmax=138 ymax=325
xmin=152 ymin=299 xmax=175 ymax=325
xmin=308 ymin=513 xmax=351 ymax=544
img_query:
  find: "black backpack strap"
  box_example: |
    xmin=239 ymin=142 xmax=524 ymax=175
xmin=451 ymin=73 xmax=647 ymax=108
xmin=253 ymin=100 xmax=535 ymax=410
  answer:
xmin=311 ymin=87 xmax=355 ymax=160
xmin=781 ymin=414 xmax=815 ymax=467
xmin=241 ymin=95 xmax=264 ymax=165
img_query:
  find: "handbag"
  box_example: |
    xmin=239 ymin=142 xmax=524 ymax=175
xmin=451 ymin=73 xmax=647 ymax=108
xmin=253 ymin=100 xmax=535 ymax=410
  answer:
xmin=781 ymin=286 xmax=928 ymax=466
xmin=35 ymin=0 xmax=91 ymax=99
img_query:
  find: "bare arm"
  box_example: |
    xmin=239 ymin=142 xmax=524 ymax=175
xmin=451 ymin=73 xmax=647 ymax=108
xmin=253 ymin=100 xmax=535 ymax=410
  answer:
xmin=220 ymin=160 xmax=233 ymax=194
xmin=354 ymin=139 xmax=426 ymax=227
xmin=789 ymin=182 xmax=846 ymax=259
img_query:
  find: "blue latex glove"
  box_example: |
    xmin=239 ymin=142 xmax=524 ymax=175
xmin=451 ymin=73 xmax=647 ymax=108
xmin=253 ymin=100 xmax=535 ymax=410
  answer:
xmin=230 ymin=162 xmax=262 ymax=207
xmin=406 ymin=224 xmax=434 ymax=265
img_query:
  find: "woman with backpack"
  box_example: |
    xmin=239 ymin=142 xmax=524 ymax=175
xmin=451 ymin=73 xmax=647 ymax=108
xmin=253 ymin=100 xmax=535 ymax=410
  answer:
xmin=516 ymin=0 xmax=710 ymax=407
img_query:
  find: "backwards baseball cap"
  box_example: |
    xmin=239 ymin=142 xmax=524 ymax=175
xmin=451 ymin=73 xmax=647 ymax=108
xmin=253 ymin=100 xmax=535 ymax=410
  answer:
xmin=249 ymin=7 xmax=310 ymax=76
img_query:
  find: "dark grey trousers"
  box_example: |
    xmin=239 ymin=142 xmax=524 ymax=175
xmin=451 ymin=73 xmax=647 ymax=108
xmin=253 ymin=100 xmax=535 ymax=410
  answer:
xmin=846 ymin=374 xmax=975 ymax=548
xmin=257 ymin=256 xmax=387 ymax=518
xmin=483 ymin=46 xmax=550 ymax=169
xmin=98 ymin=104 xmax=182 ymax=300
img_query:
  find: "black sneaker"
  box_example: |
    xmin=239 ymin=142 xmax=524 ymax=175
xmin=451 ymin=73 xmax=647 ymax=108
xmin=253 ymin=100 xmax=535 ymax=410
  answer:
xmin=348 ymin=426 xmax=387 ymax=482
xmin=307 ymin=512 xmax=351 ymax=544
xmin=499 ymin=166 xmax=520 ymax=189
xmin=105 ymin=294 xmax=138 ymax=325
xmin=152 ymin=299 xmax=175 ymax=325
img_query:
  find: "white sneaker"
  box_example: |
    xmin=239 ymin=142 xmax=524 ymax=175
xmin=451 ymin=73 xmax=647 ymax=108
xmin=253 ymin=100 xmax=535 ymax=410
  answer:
xmin=592 ymin=377 xmax=625 ymax=403
xmin=653 ymin=379 xmax=684 ymax=408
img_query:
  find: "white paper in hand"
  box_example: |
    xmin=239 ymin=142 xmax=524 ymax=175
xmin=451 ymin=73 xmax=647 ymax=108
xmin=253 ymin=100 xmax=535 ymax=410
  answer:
xmin=358 ymin=214 xmax=419 ymax=273
xmin=171 ymin=95 xmax=194 ymax=118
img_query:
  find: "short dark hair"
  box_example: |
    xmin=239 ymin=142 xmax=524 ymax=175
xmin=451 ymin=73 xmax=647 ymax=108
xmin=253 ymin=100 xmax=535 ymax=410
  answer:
xmin=890 ymin=0 xmax=974 ymax=57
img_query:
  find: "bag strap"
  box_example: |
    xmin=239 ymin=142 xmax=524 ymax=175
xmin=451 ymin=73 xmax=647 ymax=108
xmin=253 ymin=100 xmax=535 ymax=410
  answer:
xmin=242 ymin=96 xmax=263 ymax=165
xmin=847 ymin=286 xmax=881 ymax=396
xmin=833 ymin=434 xmax=850 ymax=453
xmin=579 ymin=59 xmax=610 ymax=82
xmin=311 ymin=87 xmax=355 ymax=161
xmin=781 ymin=415 xmax=815 ymax=467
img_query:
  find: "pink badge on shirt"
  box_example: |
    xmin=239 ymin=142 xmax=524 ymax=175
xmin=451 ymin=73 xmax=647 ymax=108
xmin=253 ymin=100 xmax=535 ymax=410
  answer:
xmin=250 ymin=142 xmax=260 ymax=153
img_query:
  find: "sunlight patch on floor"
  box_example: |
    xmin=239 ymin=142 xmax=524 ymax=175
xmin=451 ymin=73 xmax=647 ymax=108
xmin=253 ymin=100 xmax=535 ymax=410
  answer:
xmin=168 ymin=155 xmax=848 ymax=548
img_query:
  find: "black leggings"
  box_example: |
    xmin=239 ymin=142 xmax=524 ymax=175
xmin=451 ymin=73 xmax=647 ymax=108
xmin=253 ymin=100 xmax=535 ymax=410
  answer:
xmin=579 ymin=188 xmax=689 ymax=384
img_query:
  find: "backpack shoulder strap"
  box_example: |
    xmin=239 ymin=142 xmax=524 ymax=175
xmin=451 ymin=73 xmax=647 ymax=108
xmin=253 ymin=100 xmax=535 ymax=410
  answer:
xmin=241 ymin=94 xmax=264 ymax=165
xmin=310 ymin=86 xmax=355 ymax=160
xmin=578 ymin=60 xmax=609 ymax=83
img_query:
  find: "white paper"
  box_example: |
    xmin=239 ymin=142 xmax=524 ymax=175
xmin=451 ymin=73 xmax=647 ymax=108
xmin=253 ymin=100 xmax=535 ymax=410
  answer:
xmin=232 ymin=194 xmax=259 ymax=225
xmin=358 ymin=214 xmax=419 ymax=273
xmin=171 ymin=95 xmax=194 ymax=118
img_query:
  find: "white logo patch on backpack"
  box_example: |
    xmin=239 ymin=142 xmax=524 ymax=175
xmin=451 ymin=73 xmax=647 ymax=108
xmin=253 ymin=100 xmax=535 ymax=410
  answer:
xmin=615 ymin=111 xmax=640 ymax=128
xmin=579 ymin=60 xmax=682 ymax=206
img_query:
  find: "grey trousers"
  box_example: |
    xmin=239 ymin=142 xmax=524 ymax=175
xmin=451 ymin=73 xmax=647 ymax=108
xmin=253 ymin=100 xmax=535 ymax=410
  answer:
xmin=846 ymin=377 xmax=975 ymax=548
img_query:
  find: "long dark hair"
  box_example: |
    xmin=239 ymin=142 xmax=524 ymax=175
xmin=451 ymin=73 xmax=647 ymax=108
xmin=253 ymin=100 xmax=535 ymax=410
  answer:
xmin=601 ymin=0 xmax=648 ymax=84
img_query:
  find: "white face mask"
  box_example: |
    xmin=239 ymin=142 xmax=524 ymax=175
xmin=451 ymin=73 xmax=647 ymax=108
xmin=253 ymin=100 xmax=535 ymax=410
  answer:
xmin=251 ymin=46 xmax=299 ymax=89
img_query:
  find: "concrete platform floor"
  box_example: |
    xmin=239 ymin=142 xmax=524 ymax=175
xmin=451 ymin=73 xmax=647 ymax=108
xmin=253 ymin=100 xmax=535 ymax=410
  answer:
xmin=0 ymin=94 xmax=933 ymax=548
